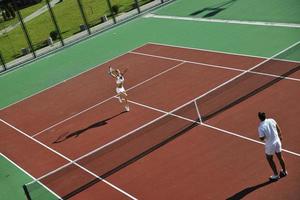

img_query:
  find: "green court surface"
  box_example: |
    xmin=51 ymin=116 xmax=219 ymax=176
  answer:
xmin=1 ymin=0 xmax=299 ymax=199
xmin=0 ymin=155 xmax=29 ymax=200
xmin=155 ymin=0 xmax=300 ymax=23
xmin=0 ymin=154 xmax=56 ymax=200
xmin=0 ymin=154 xmax=54 ymax=200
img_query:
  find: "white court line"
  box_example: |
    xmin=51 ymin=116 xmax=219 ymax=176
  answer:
xmin=144 ymin=13 xmax=300 ymax=28
xmin=0 ymin=153 xmax=62 ymax=199
xmin=0 ymin=119 xmax=138 ymax=200
xmin=147 ymin=42 xmax=300 ymax=64
xmin=126 ymin=99 xmax=300 ymax=157
xmin=32 ymin=61 xmax=185 ymax=137
xmin=130 ymin=51 xmax=300 ymax=82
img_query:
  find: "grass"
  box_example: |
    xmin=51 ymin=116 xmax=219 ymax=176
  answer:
xmin=0 ymin=0 xmax=154 ymax=64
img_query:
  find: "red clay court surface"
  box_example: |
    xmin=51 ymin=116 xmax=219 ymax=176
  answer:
xmin=1 ymin=43 xmax=300 ymax=200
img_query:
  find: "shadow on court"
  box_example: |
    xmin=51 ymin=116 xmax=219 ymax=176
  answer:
xmin=190 ymin=0 xmax=237 ymax=18
xmin=62 ymin=120 xmax=199 ymax=199
xmin=53 ymin=111 xmax=127 ymax=143
xmin=226 ymin=180 xmax=273 ymax=199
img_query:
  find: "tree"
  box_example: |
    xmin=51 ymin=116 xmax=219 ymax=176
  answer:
xmin=111 ymin=4 xmax=119 ymax=15
xmin=0 ymin=0 xmax=16 ymax=20
xmin=0 ymin=0 xmax=42 ymax=20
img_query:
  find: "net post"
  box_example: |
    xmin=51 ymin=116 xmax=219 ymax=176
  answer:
xmin=23 ymin=184 xmax=32 ymax=200
xmin=194 ymin=100 xmax=202 ymax=124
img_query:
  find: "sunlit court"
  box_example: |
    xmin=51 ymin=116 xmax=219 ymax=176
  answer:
xmin=1 ymin=0 xmax=300 ymax=199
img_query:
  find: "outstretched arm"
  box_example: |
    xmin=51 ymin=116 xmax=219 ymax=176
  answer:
xmin=108 ymin=66 xmax=117 ymax=78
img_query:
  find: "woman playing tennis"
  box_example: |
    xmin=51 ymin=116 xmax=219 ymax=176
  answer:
xmin=108 ymin=66 xmax=130 ymax=112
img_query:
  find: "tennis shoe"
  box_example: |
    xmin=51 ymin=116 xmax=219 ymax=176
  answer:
xmin=269 ymin=174 xmax=280 ymax=181
xmin=125 ymin=106 xmax=130 ymax=112
xmin=280 ymin=170 xmax=288 ymax=177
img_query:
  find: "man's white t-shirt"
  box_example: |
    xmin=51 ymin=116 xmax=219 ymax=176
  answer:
xmin=258 ymin=118 xmax=280 ymax=146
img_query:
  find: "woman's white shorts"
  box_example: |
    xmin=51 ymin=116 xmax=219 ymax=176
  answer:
xmin=116 ymin=86 xmax=126 ymax=94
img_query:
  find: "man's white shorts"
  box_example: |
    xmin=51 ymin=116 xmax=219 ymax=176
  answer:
xmin=116 ymin=86 xmax=126 ymax=94
xmin=265 ymin=141 xmax=282 ymax=155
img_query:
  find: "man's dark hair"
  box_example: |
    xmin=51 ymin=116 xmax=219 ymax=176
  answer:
xmin=258 ymin=112 xmax=266 ymax=121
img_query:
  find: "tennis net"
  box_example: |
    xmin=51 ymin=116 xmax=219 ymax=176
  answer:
xmin=196 ymin=42 xmax=300 ymax=121
xmin=23 ymin=42 xmax=299 ymax=200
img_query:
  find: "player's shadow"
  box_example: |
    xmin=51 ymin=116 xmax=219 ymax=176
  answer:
xmin=61 ymin=120 xmax=199 ymax=199
xmin=226 ymin=180 xmax=273 ymax=200
xmin=190 ymin=0 xmax=237 ymax=18
xmin=53 ymin=111 xmax=126 ymax=143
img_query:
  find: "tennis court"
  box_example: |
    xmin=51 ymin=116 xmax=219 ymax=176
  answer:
xmin=1 ymin=42 xmax=300 ymax=199
xmin=1 ymin=0 xmax=300 ymax=199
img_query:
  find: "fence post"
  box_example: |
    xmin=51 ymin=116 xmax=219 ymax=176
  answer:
xmin=77 ymin=0 xmax=91 ymax=35
xmin=45 ymin=0 xmax=64 ymax=46
xmin=0 ymin=52 xmax=6 ymax=71
xmin=106 ymin=0 xmax=116 ymax=24
xmin=133 ymin=0 xmax=141 ymax=13
xmin=13 ymin=7 xmax=36 ymax=58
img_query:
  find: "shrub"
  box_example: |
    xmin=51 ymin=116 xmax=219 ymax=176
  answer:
xmin=111 ymin=5 xmax=119 ymax=15
xmin=49 ymin=31 xmax=58 ymax=40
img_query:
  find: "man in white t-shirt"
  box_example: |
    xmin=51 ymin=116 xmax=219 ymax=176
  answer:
xmin=258 ymin=112 xmax=287 ymax=181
